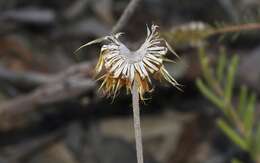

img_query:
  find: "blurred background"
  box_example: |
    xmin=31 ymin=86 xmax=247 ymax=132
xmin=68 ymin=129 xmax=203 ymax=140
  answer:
xmin=0 ymin=0 xmax=260 ymax=163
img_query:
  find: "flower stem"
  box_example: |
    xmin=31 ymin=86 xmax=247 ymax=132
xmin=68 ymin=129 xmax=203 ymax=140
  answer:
xmin=132 ymin=81 xmax=144 ymax=163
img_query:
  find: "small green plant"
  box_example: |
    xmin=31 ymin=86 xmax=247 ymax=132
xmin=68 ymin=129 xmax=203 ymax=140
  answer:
xmin=196 ymin=47 xmax=260 ymax=163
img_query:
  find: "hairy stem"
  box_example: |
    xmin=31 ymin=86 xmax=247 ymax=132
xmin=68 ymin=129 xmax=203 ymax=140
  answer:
xmin=132 ymin=81 xmax=144 ymax=163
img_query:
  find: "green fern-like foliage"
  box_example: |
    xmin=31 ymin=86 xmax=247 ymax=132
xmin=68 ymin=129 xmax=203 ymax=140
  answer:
xmin=196 ymin=47 xmax=260 ymax=163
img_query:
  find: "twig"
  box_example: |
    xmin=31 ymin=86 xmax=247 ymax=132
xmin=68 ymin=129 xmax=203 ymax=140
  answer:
xmin=112 ymin=0 xmax=142 ymax=33
xmin=0 ymin=62 xmax=95 ymax=123
xmin=0 ymin=60 xmax=96 ymax=87
xmin=63 ymin=0 xmax=90 ymax=20
xmin=10 ymin=130 xmax=64 ymax=162
xmin=0 ymin=66 xmax=54 ymax=87
xmin=212 ymin=23 xmax=260 ymax=35
xmin=132 ymin=81 xmax=144 ymax=163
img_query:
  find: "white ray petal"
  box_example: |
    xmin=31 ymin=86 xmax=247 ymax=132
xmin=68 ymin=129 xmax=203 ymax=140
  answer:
xmin=146 ymin=54 xmax=162 ymax=64
xmin=107 ymin=44 xmax=119 ymax=50
xmin=148 ymin=41 xmax=161 ymax=46
xmin=146 ymin=24 xmax=151 ymax=37
xmin=143 ymin=63 xmax=154 ymax=73
xmin=148 ymin=46 xmax=166 ymax=51
xmin=143 ymin=58 xmax=158 ymax=72
xmin=114 ymin=32 xmax=124 ymax=39
xmin=105 ymin=51 xmax=120 ymax=59
xmin=122 ymin=63 xmax=129 ymax=77
xmin=130 ymin=64 xmax=135 ymax=82
xmin=149 ymin=50 xmax=167 ymax=56
xmin=105 ymin=56 xmax=121 ymax=68
xmin=110 ymin=58 xmax=125 ymax=72
xmin=114 ymin=61 xmax=126 ymax=78
xmin=139 ymin=62 xmax=149 ymax=77
xmin=140 ymin=62 xmax=151 ymax=83
xmin=134 ymin=63 xmax=144 ymax=79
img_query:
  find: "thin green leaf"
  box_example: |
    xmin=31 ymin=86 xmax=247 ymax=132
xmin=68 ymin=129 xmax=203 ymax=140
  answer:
xmin=196 ymin=79 xmax=224 ymax=110
xmin=217 ymin=119 xmax=248 ymax=151
xmin=243 ymin=93 xmax=256 ymax=138
xmin=218 ymin=34 xmax=226 ymax=42
xmin=224 ymin=55 xmax=239 ymax=104
xmin=217 ymin=48 xmax=226 ymax=82
xmin=198 ymin=47 xmax=217 ymax=91
xmin=238 ymin=85 xmax=248 ymax=116
xmin=232 ymin=158 xmax=244 ymax=163
xmin=255 ymin=124 xmax=260 ymax=155
xmin=231 ymin=32 xmax=240 ymax=42
xmin=198 ymin=47 xmax=207 ymax=68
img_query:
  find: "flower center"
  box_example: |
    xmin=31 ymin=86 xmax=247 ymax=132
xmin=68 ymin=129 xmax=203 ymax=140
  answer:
xmin=118 ymin=43 xmax=144 ymax=64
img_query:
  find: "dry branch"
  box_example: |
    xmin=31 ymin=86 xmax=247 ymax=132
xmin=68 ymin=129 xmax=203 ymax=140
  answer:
xmin=0 ymin=0 xmax=142 ymax=129
xmin=112 ymin=0 xmax=142 ymax=33
xmin=0 ymin=62 xmax=96 ymax=118
xmin=0 ymin=66 xmax=54 ymax=87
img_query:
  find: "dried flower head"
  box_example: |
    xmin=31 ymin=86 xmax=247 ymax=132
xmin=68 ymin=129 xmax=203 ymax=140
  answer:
xmin=77 ymin=24 xmax=180 ymax=100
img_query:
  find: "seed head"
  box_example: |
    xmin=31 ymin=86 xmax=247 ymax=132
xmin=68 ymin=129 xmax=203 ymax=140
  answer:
xmin=77 ymin=24 xmax=180 ymax=100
